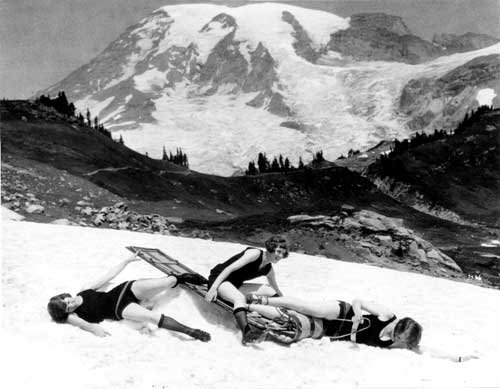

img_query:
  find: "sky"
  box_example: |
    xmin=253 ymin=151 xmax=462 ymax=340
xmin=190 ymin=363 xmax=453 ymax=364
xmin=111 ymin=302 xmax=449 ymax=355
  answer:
xmin=1 ymin=0 xmax=499 ymax=99
xmin=2 ymin=216 xmax=500 ymax=388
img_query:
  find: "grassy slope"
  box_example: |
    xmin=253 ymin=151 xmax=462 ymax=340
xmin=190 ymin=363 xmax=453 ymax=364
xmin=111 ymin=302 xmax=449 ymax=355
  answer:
xmin=367 ymin=109 xmax=500 ymax=226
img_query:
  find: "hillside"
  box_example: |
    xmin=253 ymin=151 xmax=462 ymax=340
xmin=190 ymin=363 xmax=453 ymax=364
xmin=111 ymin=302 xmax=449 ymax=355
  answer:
xmin=366 ymin=107 xmax=500 ymax=226
xmin=3 ymin=99 xmax=500 ymax=287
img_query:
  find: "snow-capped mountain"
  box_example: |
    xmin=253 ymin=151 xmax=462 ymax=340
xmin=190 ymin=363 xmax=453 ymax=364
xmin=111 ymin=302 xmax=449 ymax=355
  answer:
xmin=42 ymin=3 xmax=500 ymax=175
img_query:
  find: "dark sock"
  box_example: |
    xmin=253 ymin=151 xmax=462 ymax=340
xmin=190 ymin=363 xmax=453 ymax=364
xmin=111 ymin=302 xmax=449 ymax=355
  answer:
xmin=233 ymin=307 xmax=263 ymax=345
xmin=158 ymin=314 xmax=211 ymax=342
xmin=233 ymin=307 xmax=249 ymax=334
xmin=173 ymin=273 xmax=208 ymax=288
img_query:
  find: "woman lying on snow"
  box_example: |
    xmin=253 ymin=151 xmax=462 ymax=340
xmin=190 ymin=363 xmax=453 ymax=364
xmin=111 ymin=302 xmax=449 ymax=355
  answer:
xmin=247 ymin=294 xmax=477 ymax=361
xmin=47 ymin=255 xmax=211 ymax=342
xmin=205 ymin=235 xmax=288 ymax=345
xmin=246 ymin=294 xmax=422 ymax=350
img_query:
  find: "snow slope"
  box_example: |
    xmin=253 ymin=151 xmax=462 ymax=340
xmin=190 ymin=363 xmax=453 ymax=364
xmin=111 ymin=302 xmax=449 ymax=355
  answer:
xmin=2 ymin=219 xmax=500 ymax=388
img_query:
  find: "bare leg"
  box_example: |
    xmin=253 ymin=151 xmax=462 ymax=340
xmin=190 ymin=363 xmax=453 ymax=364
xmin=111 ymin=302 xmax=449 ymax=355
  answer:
xmin=239 ymin=283 xmax=277 ymax=297
xmin=121 ymin=303 xmax=210 ymax=341
xmin=247 ymin=304 xmax=282 ymax=320
xmin=130 ymin=273 xmax=207 ymax=301
xmin=217 ymin=281 xmax=246 ymax=308
xmin=130 ymin=276 xmax=177 ymax=300
xmin=264 ymin=296 xmax=341 ymax=320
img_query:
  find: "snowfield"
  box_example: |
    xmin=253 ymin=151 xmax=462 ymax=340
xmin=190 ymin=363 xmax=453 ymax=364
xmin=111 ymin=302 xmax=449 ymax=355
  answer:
xmin=2 ymin=217 xmax=500 ymax=388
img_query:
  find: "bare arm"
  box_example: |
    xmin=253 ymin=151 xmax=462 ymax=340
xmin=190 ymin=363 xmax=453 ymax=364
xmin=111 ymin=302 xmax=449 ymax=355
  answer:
xmin=351 ymin=298 xmax=394 ymax=321
xmin=80 ymin=255 xmax=139 ymax=291
xmin=266 ymin=267 xmax=283 ymax=297
xmin=416 ymin=346 xmax=479 ymax=363
xmin=205 ymin=249 xmax=260 ymax=301
xmin=66 ymin=314 xmax=111 ymax=337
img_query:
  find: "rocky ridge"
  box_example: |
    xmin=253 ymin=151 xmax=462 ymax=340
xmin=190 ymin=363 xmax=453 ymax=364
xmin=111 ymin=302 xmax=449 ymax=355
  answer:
xmin=400 ymin=54 xmax=500 ymax=131
xmin=287 ymin=206 xmax=462 ymax=277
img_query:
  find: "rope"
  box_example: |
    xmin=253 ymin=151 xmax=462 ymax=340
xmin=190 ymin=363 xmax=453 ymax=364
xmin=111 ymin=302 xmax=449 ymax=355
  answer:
xmin=325 ymin=317 xmax=372 ymax=341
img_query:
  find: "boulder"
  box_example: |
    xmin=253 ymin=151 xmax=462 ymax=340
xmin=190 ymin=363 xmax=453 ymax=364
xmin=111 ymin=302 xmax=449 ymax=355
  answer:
xmin=93 ymin=214 xmax=106 ymax=226
xmin=341 ymin=218 xmax=362 ymax=230
xmin=165 ymin=216 xmax=184 ymax=224
xmin=288 ymin=214 xmax=328 ymax=223
xmin=80 ymin=207 xmax=94 ymax=216
xmin=374 ymin=235 xmax=393 ymax=247
xmin=358 ymin=216 xmax=387 ymax=232
xmin=340 ymin=204 xmax=356 ymax=215
xmin=25 ymin=204 xmax=45 ymax=214
xmin=51 ymin=219 xmax=77 ymax=226
xmin=114 ymin=201 xmax=128 ymax=211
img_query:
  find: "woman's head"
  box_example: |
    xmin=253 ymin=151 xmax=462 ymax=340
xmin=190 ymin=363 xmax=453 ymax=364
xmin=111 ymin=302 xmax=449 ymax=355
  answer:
xmin=265 ymin=235 xmax=289 ymax=260
xmin=393 ymin=317 xmax=422 ymax=350
xmin=47 ymin=293 xmax=72 ymax=323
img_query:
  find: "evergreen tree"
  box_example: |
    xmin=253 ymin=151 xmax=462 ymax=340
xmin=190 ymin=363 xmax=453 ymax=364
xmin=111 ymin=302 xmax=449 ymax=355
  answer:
xmin=68 ymin=102 xmax=76 ymax=117
xmin=162 ymin=146 xmax=167 ymax=160
xmin=279 ymin=154 xmax=284 ymax=170
xmin=284 ymin=157 xmax=291 ymax=171
xmin=257 ymin=152 xmax=269 ymax=173
xmin=94 ymin=116 xmax=99 ymax=129
xmin=86 ymin=109 xmax=91 ymax=127
xmin=298 ymin=156 xmax=305 ymax=169
xmin=246 ymin=161 xmax=258 ymax=175
xmin=119 ymin=135 xmax=124 ymax=145
xmin=271 ymin=157 xmax=280 ymax=172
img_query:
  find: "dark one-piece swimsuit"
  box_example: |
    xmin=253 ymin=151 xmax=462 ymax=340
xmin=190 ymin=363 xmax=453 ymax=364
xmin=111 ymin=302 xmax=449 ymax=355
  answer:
xmin=323 ymin=301 xmax=396 ymax=348
xmin=208 ymin=247 xmax=272 ymax=289
xmin=74 ymin=281 xmax=139 ymax=323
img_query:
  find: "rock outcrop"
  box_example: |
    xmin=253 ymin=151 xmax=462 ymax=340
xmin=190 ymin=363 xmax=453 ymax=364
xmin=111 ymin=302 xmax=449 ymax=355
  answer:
xmin=433 ymin=32 xmax=499 ymax=53
xmin=326 ymin=13 xmax=441 ymax=64
xmin=400 ymin=54 xmax=500 ymax=131
xmin=288 ymin=208 xmax=462 ymax=276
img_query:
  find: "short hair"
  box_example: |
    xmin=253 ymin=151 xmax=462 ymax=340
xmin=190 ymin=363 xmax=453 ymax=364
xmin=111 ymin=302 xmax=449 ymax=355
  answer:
xmin=394 ymin=317 xmax=422 ymax=350
xmin=47 ymin=293 xmax=72 ymax=323
xmin=265 ymin=235 xmax=289 ymax=258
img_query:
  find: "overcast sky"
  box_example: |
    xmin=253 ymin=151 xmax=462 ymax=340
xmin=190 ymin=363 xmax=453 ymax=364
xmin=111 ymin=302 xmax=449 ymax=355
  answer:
xmin=1 ymin=0 xmax=499 ymax=98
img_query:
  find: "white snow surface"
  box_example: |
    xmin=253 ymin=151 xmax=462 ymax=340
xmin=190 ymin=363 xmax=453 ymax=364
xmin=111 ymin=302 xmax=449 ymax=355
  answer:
xmin=2 ymin=219 xmax=500 ymax=388
xmin=72 ymin=2 xmax=500 ymax=175
xmin=476 ymin=88 xmax=497 ymax=106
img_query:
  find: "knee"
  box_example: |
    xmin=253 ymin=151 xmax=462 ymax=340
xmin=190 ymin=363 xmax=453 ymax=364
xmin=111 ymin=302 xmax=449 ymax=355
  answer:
xmin=232 ymin=295 xmax=246 ymax=309
xmin=258 ymin=284 xmax=277 ymax=296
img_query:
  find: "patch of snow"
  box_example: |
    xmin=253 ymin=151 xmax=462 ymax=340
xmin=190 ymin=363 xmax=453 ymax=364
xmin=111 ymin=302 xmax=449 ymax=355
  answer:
xmin=2 ymin=220 xmax=500 ymax=388
xmin=2 ymin=207 xmax=25 ymax=221
xmin=476 ymin=88 xmax=497 ymax=106
xmin=101 ymin=105 xmax=126 ymax=124
xmin=134 ymin=68 xmax=167 ymax=93
xmin=75 ymin=95 xmax=115 ymax=119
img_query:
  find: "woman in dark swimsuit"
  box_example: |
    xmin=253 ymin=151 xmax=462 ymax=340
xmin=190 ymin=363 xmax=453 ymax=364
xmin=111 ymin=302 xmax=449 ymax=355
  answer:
xmin=246 ymin=295 xmax=422 ymax=350
xmin=47 ymin=255 xmax=210 ymax=341
xmin=205 ymin=236 xmax=289 ymax=345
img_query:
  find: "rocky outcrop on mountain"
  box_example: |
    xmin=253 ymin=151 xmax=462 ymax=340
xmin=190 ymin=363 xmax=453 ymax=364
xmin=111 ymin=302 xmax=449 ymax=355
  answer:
xmin=288 ymin=208 xmax=462 ymax=276
xmin=326 ymin=13 xmax=441 ymax=64
xmin=400 ymin=54 xmax=500 ymax=130
xmin=200 ymin=34 xmax=291 ymax=116
xmin=433 ymin=32 xmax=499 ymax=53
xmin=281 ymin=11 xmax=320 ymax=63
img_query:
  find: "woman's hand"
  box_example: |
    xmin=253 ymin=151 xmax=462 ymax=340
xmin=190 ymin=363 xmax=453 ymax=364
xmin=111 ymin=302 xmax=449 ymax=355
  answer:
xmin=205 ymin=286 xmax=218 ymax=302
xmin=352 ymin=313 xmax=364 ymax=328
xmin=93 ymin=326 xmax=111 ymax=337
xmin=125 ymin=254 xmax=140 ymax=263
